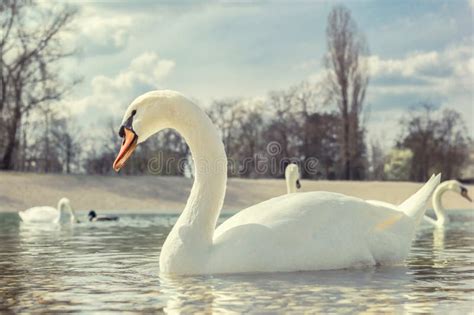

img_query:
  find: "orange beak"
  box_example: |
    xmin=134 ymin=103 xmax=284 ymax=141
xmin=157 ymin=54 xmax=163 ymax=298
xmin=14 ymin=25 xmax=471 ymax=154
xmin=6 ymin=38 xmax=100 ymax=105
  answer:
xmin=113 ymin=128 xmax=138 ymax=172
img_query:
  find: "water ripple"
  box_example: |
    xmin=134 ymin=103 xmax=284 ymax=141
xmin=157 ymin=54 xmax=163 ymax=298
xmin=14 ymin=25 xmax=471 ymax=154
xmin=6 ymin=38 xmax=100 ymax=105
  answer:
xmin=0 ymin=211 xmax=473 ymax=313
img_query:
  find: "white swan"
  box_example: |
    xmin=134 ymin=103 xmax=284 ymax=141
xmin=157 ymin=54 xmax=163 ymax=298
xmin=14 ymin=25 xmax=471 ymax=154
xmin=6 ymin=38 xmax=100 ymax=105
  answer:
xmin=285 ymin=163 xmax=301 ymax=194
xmin=19 ymin=198 xmax=77 ymax=224
xmin=112 ymin=90 xmax=441 ymax=275
xmin=424 ymin=180 xmax=471 ymax=227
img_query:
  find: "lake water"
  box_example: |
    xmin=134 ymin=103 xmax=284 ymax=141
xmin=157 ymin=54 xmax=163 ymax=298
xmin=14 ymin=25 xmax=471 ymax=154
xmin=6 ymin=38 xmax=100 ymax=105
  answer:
xmin=0 ymin=210 xmax=473 ymax=313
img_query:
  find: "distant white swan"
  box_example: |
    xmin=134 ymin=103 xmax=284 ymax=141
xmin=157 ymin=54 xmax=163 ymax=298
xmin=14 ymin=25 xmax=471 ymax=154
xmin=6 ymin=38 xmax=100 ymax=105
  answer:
xmin=112 ymin=90 xmax=441 ymax=275
xmin=285 ymin=163 xmax=301 ymax=194
xmin=424 ymin=180 xmax=471 ymax=227
xmin=19 ymin=198 xmax=77 ymax=224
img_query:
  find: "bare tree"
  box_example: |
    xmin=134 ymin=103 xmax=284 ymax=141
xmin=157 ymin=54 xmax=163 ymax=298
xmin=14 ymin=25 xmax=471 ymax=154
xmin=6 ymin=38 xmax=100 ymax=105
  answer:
xmin=12 ymin=105 xmax=81 ymax=173
xmin=398 ymin=104 xmax=470 ymax=181
xmin=263 ymin=90 xmax=301 ymax=177
xmin=303 ymin=112 xmax=341 ymax=179
xmin=368 ymin=140 xmax=385 ymax=180
xmin=0 ymin=0 xmax=77 ymax=170
xmin=207 ymin=84 xmax=343 ymax=180
xmin=398 ymin=105 xmax=437 ymax=181
xmin=208 ymin=98 xmax=265 ymax=177
xmin=232 ymin=101 xmax=264 ymax=177
xmin=83 ymin=119 xmax=119 ymax=175
xmin=324 ymin=5 xmax=369 ymax=179
xmin=286 ymin=80 xmax=325 ymax=178
xmin=207 ymin=99 xmax=242 ymax=160
xmin=51 ymin=115 xmax=82 ymax=174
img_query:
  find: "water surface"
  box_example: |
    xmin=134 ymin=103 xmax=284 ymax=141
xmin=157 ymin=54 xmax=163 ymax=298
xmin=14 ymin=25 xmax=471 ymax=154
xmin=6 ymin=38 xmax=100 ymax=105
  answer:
xmin=0 ymin=210 xmax=473 ymax=313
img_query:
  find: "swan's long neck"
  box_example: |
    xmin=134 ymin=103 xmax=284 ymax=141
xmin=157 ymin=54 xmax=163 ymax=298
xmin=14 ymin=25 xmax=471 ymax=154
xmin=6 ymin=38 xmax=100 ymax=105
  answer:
xmin=57 ymin=199 xmax=76 ymax=223
xmin=286 ymin=176 xmax=296 ymax=194
xmin=160 ymin=99 xmax=227 ymax=255
xmin=432 ymin=183 xmax=450 ymax=225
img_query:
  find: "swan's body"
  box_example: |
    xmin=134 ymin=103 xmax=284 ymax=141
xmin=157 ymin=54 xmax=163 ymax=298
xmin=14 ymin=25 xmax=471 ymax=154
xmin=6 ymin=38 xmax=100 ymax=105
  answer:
xmin=19 ymin=198 xmax=77 ymax=224
xmin=424 ymin=180 xmax=471 ymax=227
xmin=113 ymin=90 xmax=440 ymax=275
xmin=285 ymin=164 xmax=301 ymax=194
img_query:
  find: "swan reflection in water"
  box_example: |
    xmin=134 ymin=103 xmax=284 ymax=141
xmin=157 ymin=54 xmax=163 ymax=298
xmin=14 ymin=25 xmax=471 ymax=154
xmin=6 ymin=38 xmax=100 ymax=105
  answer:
xmin=159 ymin=267 xmax=443 ymax=314
xmin=432 ymin=227 xmax=445 ymax=252
xmin=19 ymin=221 xmax=63 ymax=242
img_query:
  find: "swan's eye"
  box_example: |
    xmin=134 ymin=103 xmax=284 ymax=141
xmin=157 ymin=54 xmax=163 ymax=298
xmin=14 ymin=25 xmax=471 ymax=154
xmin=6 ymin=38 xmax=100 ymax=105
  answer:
xmin=131 ymin=110 xmax=137 ymax=116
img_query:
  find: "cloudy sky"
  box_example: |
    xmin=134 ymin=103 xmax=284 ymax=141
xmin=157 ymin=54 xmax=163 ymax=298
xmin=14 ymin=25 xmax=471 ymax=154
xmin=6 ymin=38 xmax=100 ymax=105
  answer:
xmin=58 ymin=0 xmax=473 ymax=147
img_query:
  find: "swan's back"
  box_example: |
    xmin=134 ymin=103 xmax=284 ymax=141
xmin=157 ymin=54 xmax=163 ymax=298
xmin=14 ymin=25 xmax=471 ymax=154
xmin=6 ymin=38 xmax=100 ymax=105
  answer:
xmin=210 ymin=192 xmax=414 ymax=274
xmin=215 ymin=192 xmax=408 ymax=235
xmin=19 ymin=206 xmax=58 ymax=223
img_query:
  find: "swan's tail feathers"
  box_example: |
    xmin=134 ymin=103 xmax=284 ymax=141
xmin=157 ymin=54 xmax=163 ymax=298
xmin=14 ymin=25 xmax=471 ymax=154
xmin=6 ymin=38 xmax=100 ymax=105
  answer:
xmin=400 ymin=173 xmax=441 ymax=225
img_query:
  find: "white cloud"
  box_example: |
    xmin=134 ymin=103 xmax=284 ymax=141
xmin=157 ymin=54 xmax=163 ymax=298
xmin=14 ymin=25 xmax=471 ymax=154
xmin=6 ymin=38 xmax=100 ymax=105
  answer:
xmin=66 ymin=5 xmax=133 ymax=55
xmin=91 ymin=52 xmax=175 ymax=96
xmin=364 ymin=41 xmax=474 ymax=144
xmin=373 ymin=42 xmax=472 ymax=98
xmin=64 ymin=52 xmax=175 ymax=121
xmin=368 ymin=51 xmax=440 ymax=77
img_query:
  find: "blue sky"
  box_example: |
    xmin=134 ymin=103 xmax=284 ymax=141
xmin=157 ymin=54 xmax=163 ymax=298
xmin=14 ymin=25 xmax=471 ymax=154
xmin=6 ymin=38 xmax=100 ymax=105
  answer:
xmin=57 ymin=0 xmax=473 ymax=147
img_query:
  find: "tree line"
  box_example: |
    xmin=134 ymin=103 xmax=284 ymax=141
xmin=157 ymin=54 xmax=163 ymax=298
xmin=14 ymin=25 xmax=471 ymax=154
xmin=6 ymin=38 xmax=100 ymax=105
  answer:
xmin=0 ymin=0 xmax=79 ymax=172
xmin=0 ymin=1 xmax=471 ymax=182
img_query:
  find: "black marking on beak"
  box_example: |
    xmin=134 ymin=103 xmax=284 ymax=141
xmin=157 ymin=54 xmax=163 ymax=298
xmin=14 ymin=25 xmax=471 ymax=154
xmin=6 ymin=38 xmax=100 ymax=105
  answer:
xmin=296 ymin=179 xmax=301 ymax=189
xmin=119 ymin=109 xmax=137 ymax=138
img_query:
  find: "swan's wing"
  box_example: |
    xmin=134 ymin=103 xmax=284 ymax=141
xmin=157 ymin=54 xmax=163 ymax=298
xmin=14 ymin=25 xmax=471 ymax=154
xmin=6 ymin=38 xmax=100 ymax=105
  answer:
xmin=215 ymin=192 xmax=408 ymax=238
xmin=365 ymin=200 xmax=401 ymax=212
xmin=210 ymin=192 xmax=414 ymax=273
xmin=19 ymin=206 xmax=58 ymax=223
xmin=348 ymin=200 xmax=407 ymax=231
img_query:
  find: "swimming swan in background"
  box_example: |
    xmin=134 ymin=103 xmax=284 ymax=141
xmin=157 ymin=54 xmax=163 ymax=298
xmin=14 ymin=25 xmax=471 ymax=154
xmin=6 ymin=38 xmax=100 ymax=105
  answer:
xmin=285 ymin=163 xmax=301 ymax=194
xmin=424 ymin=180 xmax=471 ymax=227
xmin=112 ymin=90 xmax=441 ymax=275
xmin=19 ymin=198 xmax=77 ymax=224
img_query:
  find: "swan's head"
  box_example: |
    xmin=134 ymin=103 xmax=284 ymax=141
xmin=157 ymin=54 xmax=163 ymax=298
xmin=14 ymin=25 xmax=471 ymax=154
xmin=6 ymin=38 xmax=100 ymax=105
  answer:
xmin=445 ymin=180 xmax=472 ymax=202
xmin=113 ymin=90 xmax=185 ymax=171
xmin=285 ymin=163 xmax=301 ymax=191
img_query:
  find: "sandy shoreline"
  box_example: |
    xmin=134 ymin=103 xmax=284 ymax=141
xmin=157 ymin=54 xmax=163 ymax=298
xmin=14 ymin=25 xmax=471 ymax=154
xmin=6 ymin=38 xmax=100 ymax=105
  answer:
xmin=0 ymin=171 xmax=472 ymax=213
